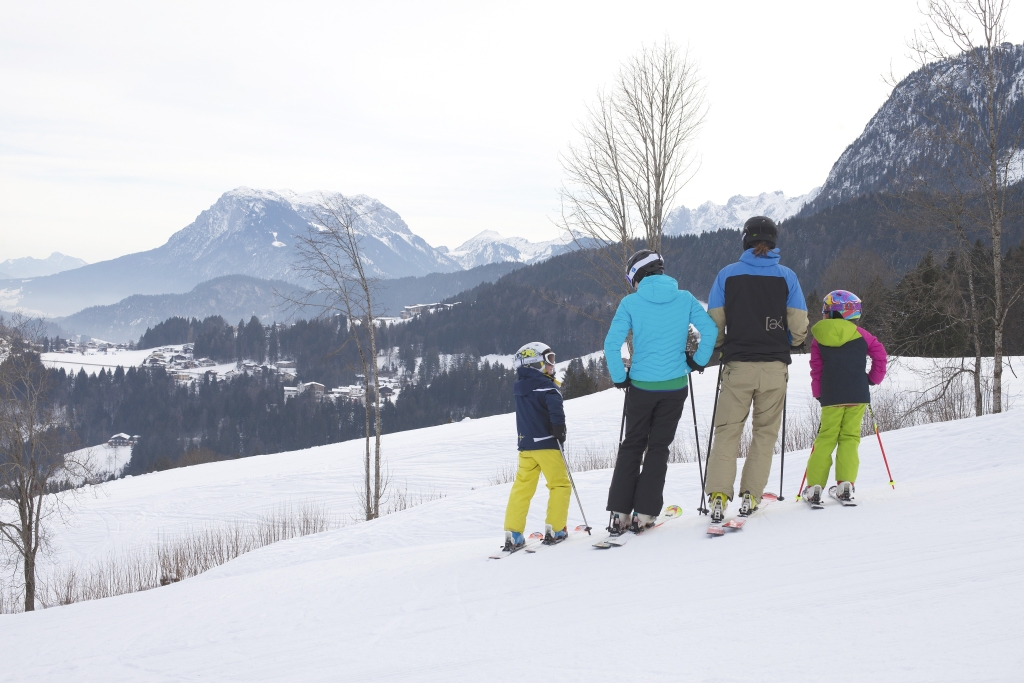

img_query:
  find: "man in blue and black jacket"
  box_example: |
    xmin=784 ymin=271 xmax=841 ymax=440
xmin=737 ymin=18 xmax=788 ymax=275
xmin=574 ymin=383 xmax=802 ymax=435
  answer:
xmin=703 ymin=216 xmax=808 ymax=522
xmin=603 ymin=250 xmax=719 ymax=534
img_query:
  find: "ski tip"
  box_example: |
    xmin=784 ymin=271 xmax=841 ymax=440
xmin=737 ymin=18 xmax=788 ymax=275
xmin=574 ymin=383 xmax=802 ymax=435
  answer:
xmin=664 ymin=504 xmax=683 ymax=518
xmin=761 ymin=492 xmax=779 ymax=502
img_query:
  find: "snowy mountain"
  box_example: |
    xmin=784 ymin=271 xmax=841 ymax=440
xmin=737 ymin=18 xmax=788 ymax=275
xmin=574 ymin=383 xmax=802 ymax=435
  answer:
xmin=6 ymin=355 xmax=1023 ymax=680
xmin=663 ymin=188 xmax=820 ymax=236
xmin=806 ymin=43 xmax=1024 ymax=213
xmin=0 ymin=189 xmax=463 ymax=318
xmin=0 ymin=252 xmax=87 ymax=278
xmin=159 ymin=188 xmax=462 ymax=283
xmin=441 ymin=230 xmax=571 ymax=269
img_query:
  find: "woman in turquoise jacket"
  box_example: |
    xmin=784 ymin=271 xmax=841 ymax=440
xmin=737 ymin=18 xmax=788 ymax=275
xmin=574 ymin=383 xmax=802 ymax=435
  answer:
xmin=602 ymin=250 xmax=719 ymax=534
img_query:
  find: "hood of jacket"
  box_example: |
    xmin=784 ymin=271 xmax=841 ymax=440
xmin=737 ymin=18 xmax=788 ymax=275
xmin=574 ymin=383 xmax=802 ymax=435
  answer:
xmin=636 ymin=274 xmax=679 ymax=304
xmin=739 ymin=248 xmax=781 ymax=268
xmin=514 ymin=366 xmax=556 ymax=395
xmin=811 ymin=318 xmax=862 ymax=347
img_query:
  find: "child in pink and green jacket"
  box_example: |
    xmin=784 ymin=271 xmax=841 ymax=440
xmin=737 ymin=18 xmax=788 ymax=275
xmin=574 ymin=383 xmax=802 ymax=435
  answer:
xmin=804 ymin=290 xmax=887 ymax=504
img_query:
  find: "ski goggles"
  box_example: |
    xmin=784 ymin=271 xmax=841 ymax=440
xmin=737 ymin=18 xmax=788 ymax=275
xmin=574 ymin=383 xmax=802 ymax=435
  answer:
xmin=542 ymin=351 xmax=556 ymax=365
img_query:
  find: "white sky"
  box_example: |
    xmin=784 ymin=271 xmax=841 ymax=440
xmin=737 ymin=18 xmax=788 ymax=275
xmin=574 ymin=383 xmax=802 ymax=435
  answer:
xmin=2 ymin=0 xmax=1022 ymax=264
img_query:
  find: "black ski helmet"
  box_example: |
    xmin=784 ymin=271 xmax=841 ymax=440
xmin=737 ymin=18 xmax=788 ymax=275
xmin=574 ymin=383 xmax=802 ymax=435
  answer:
xmin=625 ymin=249 xmax=665 ymax=289
xmin=741 ymin=216 xmax=778 ymax=250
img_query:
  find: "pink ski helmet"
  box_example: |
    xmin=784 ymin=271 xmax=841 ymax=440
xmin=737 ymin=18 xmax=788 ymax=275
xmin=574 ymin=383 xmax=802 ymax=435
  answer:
xmin=822 ymin=290 xmax=862 ymax=320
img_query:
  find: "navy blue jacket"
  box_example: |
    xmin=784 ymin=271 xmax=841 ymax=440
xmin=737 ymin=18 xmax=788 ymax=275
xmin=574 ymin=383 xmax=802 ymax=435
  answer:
xmin=514 ymin=367 xmax=565 ymax=451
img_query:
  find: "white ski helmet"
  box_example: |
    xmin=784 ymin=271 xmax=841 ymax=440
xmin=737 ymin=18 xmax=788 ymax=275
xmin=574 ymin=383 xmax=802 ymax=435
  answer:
xmin=514 ymin=342 xmax=555 ymax=370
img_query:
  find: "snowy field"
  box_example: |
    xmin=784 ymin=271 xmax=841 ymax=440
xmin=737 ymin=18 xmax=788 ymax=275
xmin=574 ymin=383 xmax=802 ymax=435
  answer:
xmin=2 ymin=355 xmax=1023 ymax=681
xmin=40 ymin=346 xmax=159 ymax=374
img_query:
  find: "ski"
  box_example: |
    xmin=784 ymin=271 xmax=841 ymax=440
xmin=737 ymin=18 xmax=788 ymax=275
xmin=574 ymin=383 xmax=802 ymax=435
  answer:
xmin=708 ymin=493 xmax=778 ymax=536
xmin=524 ymin=525 xmax=588 ymax=553
xmin=488 ymin=532 xmax=544 ymax=560
xmin=593 ymin=505 xmax=683 ymax=549
xmin=828 ymin=486 xmax=857 ymax=507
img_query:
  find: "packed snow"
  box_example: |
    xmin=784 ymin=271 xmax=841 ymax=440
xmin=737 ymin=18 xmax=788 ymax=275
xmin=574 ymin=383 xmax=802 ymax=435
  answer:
xmin=2 ymin=355 xmax=1023 ymax=682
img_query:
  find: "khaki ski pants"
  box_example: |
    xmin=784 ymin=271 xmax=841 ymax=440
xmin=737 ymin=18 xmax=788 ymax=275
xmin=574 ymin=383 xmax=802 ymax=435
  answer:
xmin=705 ymin=361 xmax=789 ymax=501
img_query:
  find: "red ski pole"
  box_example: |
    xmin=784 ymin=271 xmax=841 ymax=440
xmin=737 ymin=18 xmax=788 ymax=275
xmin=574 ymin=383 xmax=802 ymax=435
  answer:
xmin=868 ymin=403 xmax=895 ymax=488
xmin=795 ymin=466 xmax=808 ymax=500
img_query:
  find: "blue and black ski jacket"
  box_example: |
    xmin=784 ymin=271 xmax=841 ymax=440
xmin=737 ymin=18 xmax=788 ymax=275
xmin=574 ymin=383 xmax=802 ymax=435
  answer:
xmin=514 ymin=366 xmax=565 ymax=451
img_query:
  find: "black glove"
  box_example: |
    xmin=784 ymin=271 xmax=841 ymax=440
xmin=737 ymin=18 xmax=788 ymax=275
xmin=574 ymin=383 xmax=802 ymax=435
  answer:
xmin=790 ymin=344 xmax=805 ymax=353
xmin=614 ymin=377 xmax=631 ymax=389
xmin=549 ymin=422 xmax=567 ymax=444
xmin=686 ymin=355 xmax=705 ymax=374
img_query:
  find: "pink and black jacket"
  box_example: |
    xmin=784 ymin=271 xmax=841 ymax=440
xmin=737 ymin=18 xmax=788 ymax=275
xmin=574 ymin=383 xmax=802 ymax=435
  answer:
xmin=809 ymin=319 xmax=887 ymax=406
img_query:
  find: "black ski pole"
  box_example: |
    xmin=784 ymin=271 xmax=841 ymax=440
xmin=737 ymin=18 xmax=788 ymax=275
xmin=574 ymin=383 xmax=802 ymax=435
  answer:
xmin=556 ymin=440 xmax=591 ymax=534
xmin=778 ymin=392 xmax=788 ymax=501
xmin=700 ymin=362 xmax=724 ymax=514
xmin=690 ymin=375 xmax=707 ymax=514
xmin=618 ymin=384 xmax=629 ymax=445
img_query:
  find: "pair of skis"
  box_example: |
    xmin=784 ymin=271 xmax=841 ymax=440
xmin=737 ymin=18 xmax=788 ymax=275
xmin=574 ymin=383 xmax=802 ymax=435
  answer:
xmin=707 ymin=492 xmax=778 ymax=536
xmin=592 ymin=505 xmax=683 ymax=549
xmin=488 ymin=525 xmax=588 ymax=560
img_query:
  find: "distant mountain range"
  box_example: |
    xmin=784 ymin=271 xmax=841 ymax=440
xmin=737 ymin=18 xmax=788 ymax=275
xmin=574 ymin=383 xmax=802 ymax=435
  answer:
xmin=663 ymin=188 xmax=820 ymax=236
xmin=0 ymin=189 xmax=555 ymax=319
xmin=440 ymin=231 xmax=571 ymax=269
xmin=0 ymin=252 xmax=87 ymax=279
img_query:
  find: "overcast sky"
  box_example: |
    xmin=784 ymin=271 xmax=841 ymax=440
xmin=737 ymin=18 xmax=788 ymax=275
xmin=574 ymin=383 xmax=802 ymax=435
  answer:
xmin=2 ymin=1 xmax=1022 ymax=264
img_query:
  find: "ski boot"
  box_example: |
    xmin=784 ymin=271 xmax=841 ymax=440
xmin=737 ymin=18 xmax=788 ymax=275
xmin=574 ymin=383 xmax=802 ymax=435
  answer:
xmin=802 ymin=485 xmax=823 ymax=506
xmin=503 ymin=530 xmax=525 ymax=552
xmin=634 ymin=512 xmax=658 ymax=532
xmin=608 ymin=511 xmax=633 ymax=536
xmin=708 ymin=492 xmax=728 ymax=523
xmin=543 ymin=524 xmax=568 ymax=545
xmin=738 ymin=491 xmax=758 ymax=517
xmin=833 ymin=481 xmax=855 ymax=502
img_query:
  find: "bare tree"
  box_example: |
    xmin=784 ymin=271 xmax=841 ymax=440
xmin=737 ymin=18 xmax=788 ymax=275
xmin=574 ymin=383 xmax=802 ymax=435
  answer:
xmin=559 ymin=38 xmax=707 ymax=306
xmin=906 ymin=0 xmax=1024 ymax=412
xmin=288 ymin=196 xmax=386 ymax=520
xmin=0 ymin=316 xmax=86 ymax=611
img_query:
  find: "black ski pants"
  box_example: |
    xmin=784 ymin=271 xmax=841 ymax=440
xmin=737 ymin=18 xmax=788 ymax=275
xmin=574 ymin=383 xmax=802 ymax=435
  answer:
xmin=606 ymin=385 xmax=688 ymax=517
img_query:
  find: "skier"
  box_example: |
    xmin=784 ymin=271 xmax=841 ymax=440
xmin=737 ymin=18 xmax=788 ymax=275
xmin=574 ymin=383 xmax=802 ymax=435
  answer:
xmin=704 ymin=216 xmax=808 ymax=522
xmin=603 ymin=250 xmax=718 ymax=534
xmin=502 ymin=342 xmax=571 ymax=551
xmin=803 ymin=290 xmax=888 ymax=504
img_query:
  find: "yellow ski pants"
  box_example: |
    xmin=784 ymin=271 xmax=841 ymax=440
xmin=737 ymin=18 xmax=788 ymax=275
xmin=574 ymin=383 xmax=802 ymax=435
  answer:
xmin=503 ymin=449 xmax=571 ymax=534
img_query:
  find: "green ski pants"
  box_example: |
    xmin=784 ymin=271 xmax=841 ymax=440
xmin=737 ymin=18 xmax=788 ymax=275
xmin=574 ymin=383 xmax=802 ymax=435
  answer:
xmin=807 ymin=404 xmax=867 ymax=487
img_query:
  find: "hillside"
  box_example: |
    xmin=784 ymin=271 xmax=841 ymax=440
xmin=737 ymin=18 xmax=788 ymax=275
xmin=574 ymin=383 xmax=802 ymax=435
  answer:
xmin=806 ymin=43 xmax=1024 ymax=213
xmin=3 ymin=356 xmax=1022 ymax=681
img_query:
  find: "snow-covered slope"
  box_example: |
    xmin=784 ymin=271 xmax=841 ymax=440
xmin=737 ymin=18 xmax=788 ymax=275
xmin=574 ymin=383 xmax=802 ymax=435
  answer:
xmin=442 ymin=230 xmax=571 ymax=269
xmin=4 ymin=357 xmax=1023 ymax=681
xmin=664 ymin=188 xmax=820 ymax=236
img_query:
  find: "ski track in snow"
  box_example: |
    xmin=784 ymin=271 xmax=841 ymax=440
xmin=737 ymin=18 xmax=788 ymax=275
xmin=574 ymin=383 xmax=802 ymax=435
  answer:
xmin=2 ymin=356 xmax=1023 ymax=681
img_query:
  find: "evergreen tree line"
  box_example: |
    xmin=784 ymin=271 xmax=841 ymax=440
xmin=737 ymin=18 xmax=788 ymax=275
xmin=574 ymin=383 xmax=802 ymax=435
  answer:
xmin=51 ymin=352 xmax=528 ymax=475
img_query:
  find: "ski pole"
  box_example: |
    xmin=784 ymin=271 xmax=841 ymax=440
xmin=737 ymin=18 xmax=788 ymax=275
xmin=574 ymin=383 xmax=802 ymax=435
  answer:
xmin=868 ymin=403 xmax=895 ymax=488
xmin=794 ymin=421 xmax=820 ymax=500
xmin=700 ymin=361 xmax=724 ymax=514
xmin=556 ymin=440 xmax=592 ymax=534
xmin=778 ymin=393 xmax=787 ymax=501
xmin=689 ymin=376 xmax=707 ymax=514
xmin=618 ymin=384 xmax=629 ymax=445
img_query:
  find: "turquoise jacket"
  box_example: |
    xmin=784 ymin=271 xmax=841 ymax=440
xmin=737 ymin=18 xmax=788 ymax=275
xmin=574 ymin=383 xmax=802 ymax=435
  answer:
xmin=603 ymin=274 xmax=719 ymax=385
